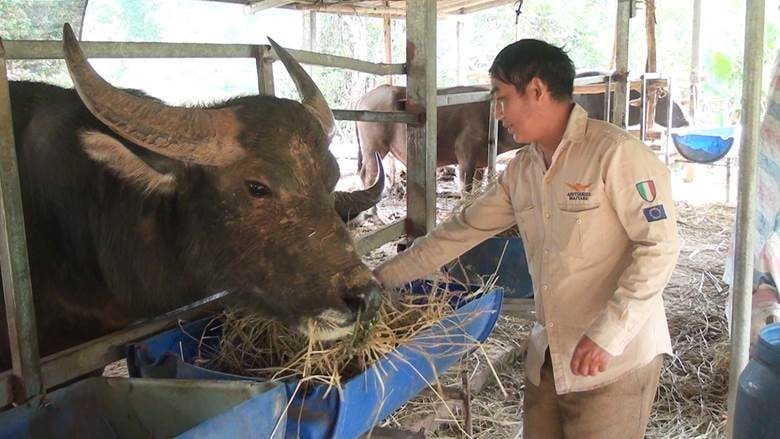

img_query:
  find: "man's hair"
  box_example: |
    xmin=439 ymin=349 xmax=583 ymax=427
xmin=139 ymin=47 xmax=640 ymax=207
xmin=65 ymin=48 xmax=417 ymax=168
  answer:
xmin=489 ymin=39 xmax=576 ymax=101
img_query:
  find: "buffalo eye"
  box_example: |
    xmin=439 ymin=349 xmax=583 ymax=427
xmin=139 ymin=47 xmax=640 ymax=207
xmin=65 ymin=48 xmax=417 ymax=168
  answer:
xmin=246 ymin=181 xmax=271 ymax=198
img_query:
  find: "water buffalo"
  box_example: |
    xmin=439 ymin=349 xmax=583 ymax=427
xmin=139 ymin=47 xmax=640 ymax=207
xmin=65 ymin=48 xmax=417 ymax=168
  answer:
xmin=356 ymin=85 xmax=519 ymax=193
xmin=0 ymin=25 xmax=385 ymax=370
xmin=573 ymin=71 xmax=689 ymax=128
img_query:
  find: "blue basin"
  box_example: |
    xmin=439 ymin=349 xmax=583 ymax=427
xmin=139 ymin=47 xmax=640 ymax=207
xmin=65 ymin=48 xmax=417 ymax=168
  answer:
xmin=128 ymin=282 xmax=504 ymax=438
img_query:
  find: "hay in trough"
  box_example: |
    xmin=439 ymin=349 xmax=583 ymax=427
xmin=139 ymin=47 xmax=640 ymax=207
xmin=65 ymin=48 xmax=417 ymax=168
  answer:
xmin=194 ymin=279 xmax=496 ymax=393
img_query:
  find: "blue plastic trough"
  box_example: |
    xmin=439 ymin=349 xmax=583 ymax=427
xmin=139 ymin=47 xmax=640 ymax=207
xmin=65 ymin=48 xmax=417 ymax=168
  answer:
xmin=672 ymin=126 xmax=736 ymax=163
xmin=128 ymin=283 xmax=503 ymax=439
xmin=0 ymin=377 xmax=287 ymax=439
xmin=447 ymin=236 xmax=534 ymax=299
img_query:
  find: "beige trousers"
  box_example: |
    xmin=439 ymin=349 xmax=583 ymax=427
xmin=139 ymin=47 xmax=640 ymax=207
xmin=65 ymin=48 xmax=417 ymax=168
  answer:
xmin=523 ymin=350 xmax=663 ymax=439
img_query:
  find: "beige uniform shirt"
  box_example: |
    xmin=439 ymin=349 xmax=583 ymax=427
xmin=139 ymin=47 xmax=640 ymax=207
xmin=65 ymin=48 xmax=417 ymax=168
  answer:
xmin=375 ymin=104 xmax=679 ymax=394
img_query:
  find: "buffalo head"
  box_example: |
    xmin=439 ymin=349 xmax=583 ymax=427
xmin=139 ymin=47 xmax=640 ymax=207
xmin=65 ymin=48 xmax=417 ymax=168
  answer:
xmin=61 ymin=24 xmax=383 ymax=340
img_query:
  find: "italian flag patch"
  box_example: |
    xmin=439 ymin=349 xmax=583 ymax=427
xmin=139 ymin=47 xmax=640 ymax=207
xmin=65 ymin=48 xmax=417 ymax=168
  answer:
xmin=636 ymin=180 xmax=657 ymax=203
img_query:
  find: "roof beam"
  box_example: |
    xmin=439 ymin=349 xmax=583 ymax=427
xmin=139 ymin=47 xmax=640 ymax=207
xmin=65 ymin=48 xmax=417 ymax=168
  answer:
xmin=249 ymin=0 xmax=297 ymax=12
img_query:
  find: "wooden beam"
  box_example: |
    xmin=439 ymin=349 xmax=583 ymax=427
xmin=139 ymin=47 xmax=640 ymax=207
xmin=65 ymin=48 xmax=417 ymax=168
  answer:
xmin=690 ymin=0 xmax=702 ymax=125
xmin=334 ymin=109 xmax=420 ymax=124
xmin=644 ymin=0 xmax=658 ymax=137
xmin=355 ymin=219 xmax=406 ymax=255
xmin=436 ymin=91 xmax=490 ymax=106
xmin=456 ymin=19 xmax=464 ymax=85
xmin=249 ymin=0 xmax=297 ymax=13
xmin=254 ymin=45 xmax=275 ymax=95
xmin=3 ymin=40 xmax=406 ymax=76
xmin=405 ymin=0 xmax=438 ymax=237
xmin=487 ymin=99 xmax=498 ymax=177
xmin=0 ymin=38 xmax=42 ymax=404
xmin=0 ymin=291 xmax=226 ymax=409
xmin=384 ymin=16 xmax=394 ymax=85
xmin=612 ymin=0 xmax=632 ymax=128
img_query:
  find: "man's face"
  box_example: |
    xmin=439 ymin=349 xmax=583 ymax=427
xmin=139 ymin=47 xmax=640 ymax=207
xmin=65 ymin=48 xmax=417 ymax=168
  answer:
xmin=490 ymin=78 xmax=540 ymax=144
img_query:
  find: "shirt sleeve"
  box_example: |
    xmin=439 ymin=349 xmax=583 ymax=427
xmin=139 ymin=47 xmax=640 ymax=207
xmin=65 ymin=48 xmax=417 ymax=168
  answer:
xmin=585 ymin=138 xmax=681 ymax=356
xmin=374 ymin=160 xmax=519 ymax=289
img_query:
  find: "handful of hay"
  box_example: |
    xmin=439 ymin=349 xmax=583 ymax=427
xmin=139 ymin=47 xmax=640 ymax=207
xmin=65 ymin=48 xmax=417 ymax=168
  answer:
xmin=194 ymin=281 xmax=491 ymax=390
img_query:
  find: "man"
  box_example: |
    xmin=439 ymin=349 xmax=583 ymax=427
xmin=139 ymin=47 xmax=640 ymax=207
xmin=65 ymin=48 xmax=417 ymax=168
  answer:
xmin=373 ymin=39 xmax=680 ymax=438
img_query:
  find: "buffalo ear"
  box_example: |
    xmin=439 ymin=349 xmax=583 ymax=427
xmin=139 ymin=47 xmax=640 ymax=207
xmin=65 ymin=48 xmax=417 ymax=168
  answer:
xmin=79 ymin=130 xmax=177 ymax=194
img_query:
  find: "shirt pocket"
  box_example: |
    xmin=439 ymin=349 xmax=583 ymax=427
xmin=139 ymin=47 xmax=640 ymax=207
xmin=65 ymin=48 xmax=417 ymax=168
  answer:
xmin=555 ymin=202 xmax=600 ymax=258
xmin=515 ymin=205 xmax=541 ymax=262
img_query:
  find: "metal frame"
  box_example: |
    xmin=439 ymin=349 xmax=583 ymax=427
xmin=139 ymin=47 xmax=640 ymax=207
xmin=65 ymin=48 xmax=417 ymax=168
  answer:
xmin=0 ymin=4 xmax=437 ymax=405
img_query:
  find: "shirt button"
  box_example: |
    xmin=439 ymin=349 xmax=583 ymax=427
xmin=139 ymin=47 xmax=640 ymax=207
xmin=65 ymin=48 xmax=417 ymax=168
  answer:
xmin=544 ymin=248 xmax=549 ymax=254
xmin=576 ymin=218 xmax=582 ymax=224
xmin=548 ymin=322 xmax=555 ymax=328
xmin=543 ymin=284 xmax=549 ymax=291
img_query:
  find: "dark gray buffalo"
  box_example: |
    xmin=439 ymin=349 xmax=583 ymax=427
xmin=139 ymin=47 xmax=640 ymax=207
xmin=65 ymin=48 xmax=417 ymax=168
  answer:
xmin=573 ymin=71 xmax=689 ymax=128
xmin=0 ymin=25 xmax=385 ymax=370
xmin=356 ymin=85 xmax=519 ymax=192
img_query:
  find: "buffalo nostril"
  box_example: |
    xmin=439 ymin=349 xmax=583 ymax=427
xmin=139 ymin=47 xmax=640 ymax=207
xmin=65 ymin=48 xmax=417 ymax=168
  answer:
xmin=342 ymin=285 xmax=382 ymax=321
xmin=342 ymin=293 xmax=367 ymax=315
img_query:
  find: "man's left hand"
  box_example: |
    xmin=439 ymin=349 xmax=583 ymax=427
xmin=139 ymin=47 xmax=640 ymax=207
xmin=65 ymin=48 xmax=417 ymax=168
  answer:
xmin=570 ymin=336 xmax=612 ymax=376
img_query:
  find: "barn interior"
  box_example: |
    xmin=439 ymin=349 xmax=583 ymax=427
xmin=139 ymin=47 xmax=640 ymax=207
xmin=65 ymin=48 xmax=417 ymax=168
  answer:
xmin=0 ymin=0 xmax=776 ymax=438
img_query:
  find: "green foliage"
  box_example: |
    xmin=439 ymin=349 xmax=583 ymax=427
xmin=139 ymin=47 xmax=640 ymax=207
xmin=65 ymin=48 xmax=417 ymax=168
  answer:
xmin=1 ymin=0 xmax=88 ymax=86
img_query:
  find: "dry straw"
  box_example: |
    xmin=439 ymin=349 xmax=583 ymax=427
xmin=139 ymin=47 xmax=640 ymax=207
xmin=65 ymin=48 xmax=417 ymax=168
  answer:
xmin=195 ymin=278 xmax=498 ymax=396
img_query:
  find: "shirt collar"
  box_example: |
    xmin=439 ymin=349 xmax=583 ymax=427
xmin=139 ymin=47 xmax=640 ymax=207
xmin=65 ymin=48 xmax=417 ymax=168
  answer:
xmin=530 ymin=103 xmax=589 ymax=166
xmin=561 ymin=103 xmax=588 ymax=144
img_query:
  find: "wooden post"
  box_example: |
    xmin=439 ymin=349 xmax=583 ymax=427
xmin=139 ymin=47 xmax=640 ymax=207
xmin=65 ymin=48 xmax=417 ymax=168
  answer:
xmin=612 ymin=0 xmax=632 ymax=128
xmin=255 ymin=45 xmax=275 ymax=96
xmin=0 ymin=39 xmax=43 ymax=404
xmin=727 ymin=1 xmax=765 ymax=433
xmin=303 ymin=11 xmax=317 ymax=75
xmin=644 ymin=0 xmax=658 ymax=136
xmin=405 ymin=0 xmax=437 ymax=237
xmin=487 ymin=99 xmax=498 ymax=179
xmin=456 ymin=19 xmax=464 ymax=85
xmin=384 ymin=16 xmax=393 ymax=85
xmin=690 ymin=0 xmax=702 ymax=125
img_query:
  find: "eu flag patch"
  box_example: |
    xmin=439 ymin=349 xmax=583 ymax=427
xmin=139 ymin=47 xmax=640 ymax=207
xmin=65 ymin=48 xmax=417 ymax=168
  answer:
xmin=643 ymin=205 xmax=667 ymax=222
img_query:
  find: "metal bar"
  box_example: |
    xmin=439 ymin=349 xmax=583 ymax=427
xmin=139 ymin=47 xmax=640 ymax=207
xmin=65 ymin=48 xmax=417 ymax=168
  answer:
xmin=354 ymin=220 xmax=406 ymax=255
xmin=333 ymin=110 xmax=421 ymax=124
xmin=487 ymin=99 xmax=498 ymax=178
xmin=405 ymin=0 xmax=438 ymax=237
xmin=3 ymin=40 xmax=406 ymax=76
xmin=437 ymin=91 xmax=491 ymax=107
xmin=690 ymin=0 xmax=702 ymax=125
xmin=726 ymin=0 xmax=765 ymax=436
xmin=612 ymin=0 xmax=631 ymax=128
xmin=0 ymin=291 xmax=227 ymax=408
xmin=0 ymin=39 xmax=43 ymax=405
